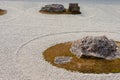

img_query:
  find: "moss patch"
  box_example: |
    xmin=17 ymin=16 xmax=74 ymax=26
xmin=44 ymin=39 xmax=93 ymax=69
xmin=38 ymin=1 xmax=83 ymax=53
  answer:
xmin=0 ymin=9 xmax=7 ymax=15
xmin=39 ymin=9 xmax=81 ymax=14
xmin=43 ymin=41 xmax=120 ymax=74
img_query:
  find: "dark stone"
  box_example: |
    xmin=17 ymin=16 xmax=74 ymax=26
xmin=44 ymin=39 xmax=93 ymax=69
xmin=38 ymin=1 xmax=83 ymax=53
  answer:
xmin=68 ymin=3 xmax=81 ymax=14
xmin=70 ymin=36 xmax=120 ymax=60
xmin=40 ymin=4 xmax=66 ymax=13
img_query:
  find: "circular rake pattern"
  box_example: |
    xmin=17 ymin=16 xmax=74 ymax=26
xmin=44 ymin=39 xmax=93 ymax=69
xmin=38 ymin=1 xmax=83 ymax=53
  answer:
xmin=0 ymin=6 xmax=23 ymax=23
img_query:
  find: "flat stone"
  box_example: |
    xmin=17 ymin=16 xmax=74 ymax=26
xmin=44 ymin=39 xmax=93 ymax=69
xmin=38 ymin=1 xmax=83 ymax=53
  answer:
xmin=54 ymin=56 xmax=72 ymax=64
xmin=70 ymin=36 xmax=120 ymax=60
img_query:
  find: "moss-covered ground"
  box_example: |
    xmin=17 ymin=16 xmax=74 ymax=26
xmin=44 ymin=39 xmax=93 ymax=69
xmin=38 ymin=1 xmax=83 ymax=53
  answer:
xmin=43 ymin=42 xmax=120 ymax=74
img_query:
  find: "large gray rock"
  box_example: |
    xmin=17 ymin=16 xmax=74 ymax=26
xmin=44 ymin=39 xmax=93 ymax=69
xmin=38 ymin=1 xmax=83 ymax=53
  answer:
xmin=70 ymin=36 xmax=120 ymax=60
xmin=40 ymin=4 xmax=66 ymax=13
xmin=54 ymin=56 xmax=72 ymax=64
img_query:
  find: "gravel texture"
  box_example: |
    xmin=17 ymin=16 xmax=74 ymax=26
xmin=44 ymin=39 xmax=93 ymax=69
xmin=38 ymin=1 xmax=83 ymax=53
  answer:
xmin=0 ymin=0 xmax=120 ymax=80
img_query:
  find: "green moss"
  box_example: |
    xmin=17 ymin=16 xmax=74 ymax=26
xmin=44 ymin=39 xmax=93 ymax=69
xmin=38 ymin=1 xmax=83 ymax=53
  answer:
xmin=39 ymin=9 xmax=81 ymax=14
xmin=43 ymin=42 xmax=120 ymax=74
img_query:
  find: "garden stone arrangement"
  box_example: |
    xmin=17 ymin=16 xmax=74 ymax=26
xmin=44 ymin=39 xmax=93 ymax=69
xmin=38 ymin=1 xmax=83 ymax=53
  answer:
xmin=40 ymin=3 xmax=81 ymax=14
xmin=43 ymin=35 xmax=120 ymax=74
xmin=1 ymin=0 xmax=120 ymax=80
xmin=70 ymin=36 xmax=120 ymax=60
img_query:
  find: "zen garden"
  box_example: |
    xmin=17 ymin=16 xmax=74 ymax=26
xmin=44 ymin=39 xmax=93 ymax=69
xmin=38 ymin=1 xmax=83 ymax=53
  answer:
xmin=0 ymin=1 xmax=120 ymax=80
xmin=1 ymin=2 xmax=120 ymax=74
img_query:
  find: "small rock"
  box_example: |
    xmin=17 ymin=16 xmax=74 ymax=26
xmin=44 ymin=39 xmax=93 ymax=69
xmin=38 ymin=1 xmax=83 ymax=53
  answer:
xmin=70 ymin=36 xmax=120 ymax=60
xmin=68 ymin=3 xmax=81 ymax=13
xmin=54 ymin=56 xmax=72 ymax=64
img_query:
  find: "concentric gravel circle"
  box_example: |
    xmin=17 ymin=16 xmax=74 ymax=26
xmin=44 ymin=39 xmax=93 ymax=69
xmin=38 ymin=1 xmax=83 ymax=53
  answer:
xmin=0 ymin=6 xmax=23 ymax=23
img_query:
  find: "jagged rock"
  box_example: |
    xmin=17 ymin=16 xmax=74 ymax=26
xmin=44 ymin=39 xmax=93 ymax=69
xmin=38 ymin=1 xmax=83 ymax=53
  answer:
xmin=70 ymin=36 xmax=120 ymax=60
xmin=40 ymin=4 xmax=66 ymax=13
xmin=54 ymin=56 xmax=72 ymax=64
xmin=68 ymin=3 xmax=81 ymax=14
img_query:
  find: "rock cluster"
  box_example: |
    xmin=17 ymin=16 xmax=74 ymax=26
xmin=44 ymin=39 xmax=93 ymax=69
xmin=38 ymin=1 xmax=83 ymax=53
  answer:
xmin=40 ymin=4 xmax=66 ymax=13
xmin=40 ymin=3 xmax=81 ymax=14
xmin=70 ymin=36 xmax=120 ymax=60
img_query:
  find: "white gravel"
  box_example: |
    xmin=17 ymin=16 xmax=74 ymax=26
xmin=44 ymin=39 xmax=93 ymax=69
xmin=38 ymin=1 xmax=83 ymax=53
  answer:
xmin=0 ymin=0 xmax=120 ymax=80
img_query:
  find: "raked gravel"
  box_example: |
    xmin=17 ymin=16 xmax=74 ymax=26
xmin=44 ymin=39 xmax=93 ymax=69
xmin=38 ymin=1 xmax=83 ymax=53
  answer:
xmin=0 ymin=0 xmax=120 ymax=80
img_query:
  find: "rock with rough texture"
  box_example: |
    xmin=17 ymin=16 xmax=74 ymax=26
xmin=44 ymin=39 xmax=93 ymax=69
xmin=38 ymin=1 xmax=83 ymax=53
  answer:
xmin=40 ymin=4 xmax=66 ymax=13
xmin=54 ymin=56 xmax=72 ymax=64
xmin=70 ymin=36 xmax=120 ymax=60
xmin=68 ymin=3 xmax=81 ymax=13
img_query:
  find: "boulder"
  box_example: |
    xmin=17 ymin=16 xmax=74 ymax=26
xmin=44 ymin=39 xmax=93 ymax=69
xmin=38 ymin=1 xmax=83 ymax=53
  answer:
xmin=70 ymin=36 xmax=120 ymax=60
xmin=68 ymin=3 xmax=81 ymax=14
xmin=40 ymin=4 xmax=66 ymax=13
xmin=54 ymin=56 xmax=72 ymax=64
